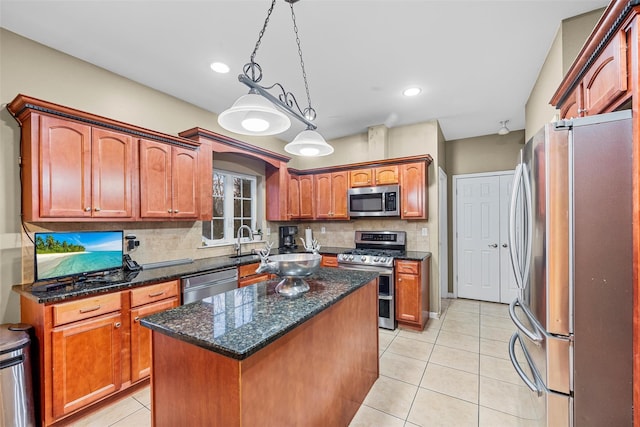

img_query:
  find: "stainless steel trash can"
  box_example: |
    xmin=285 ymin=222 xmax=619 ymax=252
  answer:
xmin=0 ymin=324 xmax=35 ymax=427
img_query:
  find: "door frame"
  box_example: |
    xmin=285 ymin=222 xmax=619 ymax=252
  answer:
xmin=452 ymin=170 xmax=514 ymax=300
xmin=438 ymin=167 xmax=449 ymax=300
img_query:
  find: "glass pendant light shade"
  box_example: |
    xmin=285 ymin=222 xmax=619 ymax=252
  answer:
xmin=285 ymin=129 xmax=334 ymax=157
xmin=218 ymin=93 xmax=291 ymax=136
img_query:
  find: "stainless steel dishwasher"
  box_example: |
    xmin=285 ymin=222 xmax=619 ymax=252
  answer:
xmin=181 ymin=267 xmax=238 ymax=304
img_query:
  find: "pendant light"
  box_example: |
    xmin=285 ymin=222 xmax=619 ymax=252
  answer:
xmin=218 ymin=0 xmax=333 ymax=156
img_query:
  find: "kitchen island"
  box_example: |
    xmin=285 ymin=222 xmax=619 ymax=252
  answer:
xmin=140 ymin=268 xmax=379 ymax=427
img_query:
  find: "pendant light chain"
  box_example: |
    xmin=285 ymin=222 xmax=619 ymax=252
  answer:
xmin=290 ymin=2 xmax=316 ymax=121
xmin=249 ymin=0 xmax=277 ymax=76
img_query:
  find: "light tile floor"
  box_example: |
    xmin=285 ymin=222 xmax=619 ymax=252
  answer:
xmin=71 ymin=298 xmax=536 ymax=427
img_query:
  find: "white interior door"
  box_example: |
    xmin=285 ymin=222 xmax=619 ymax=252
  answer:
xmin=455 ymin=175 xmax=501 ymax=302
xmin=499 ymin=174 xmax=519 ymax=303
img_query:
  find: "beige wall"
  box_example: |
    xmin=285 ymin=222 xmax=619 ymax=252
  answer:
xmin=525 ymin=8 xmax=604 ymax=140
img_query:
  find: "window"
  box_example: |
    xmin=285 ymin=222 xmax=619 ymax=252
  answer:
xmin=202 ymin=170 xmax=256 ymax=246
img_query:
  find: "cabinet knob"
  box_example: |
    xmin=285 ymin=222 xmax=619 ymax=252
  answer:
xmin=404 ymin=210 xmax=407 ymax=214
xmin=85 ymin=207 xmax=91 ymax=212
xmin=174 ymin=210 xmax=179 ymax=213
xmin=114 ymin=322 xmax=122 ymax=328
xmin=94 ymin=207 xmax=101 ymax=212
xmin=398 ymin=278 xmax=402 ymax=282
xmin=168 ymin=209 xmax=173 ymax=213
xmin=488 ymin=243 xmax=498 ymax=248
xmin=134 ymin=316 xmax=140 ymax=323
xmin=577 ymin=108 xmax=589 ymax=114
xmin=502 ymin=243 xmax=508 ymax=248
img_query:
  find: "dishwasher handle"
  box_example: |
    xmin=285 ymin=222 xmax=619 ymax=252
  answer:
xmin=182 ymin=268 xmax=238 ymax=291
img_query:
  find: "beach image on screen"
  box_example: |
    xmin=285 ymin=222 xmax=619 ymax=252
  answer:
xmin=35 ymin=231 xmax=123 ymax=281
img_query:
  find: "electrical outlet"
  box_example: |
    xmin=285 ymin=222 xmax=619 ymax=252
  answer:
xmin=266 ymin=228 xmax=271 ymax=236
xmin=321 ymin=227 xmax=326 ymax=234
xmin=421 ymin=228 xmax=428 ymax=236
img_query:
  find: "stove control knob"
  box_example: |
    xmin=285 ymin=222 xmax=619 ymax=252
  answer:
xmin=373 ymin=257 xmax=379 ymax=262
xmin=348 ymin=255 xmax=354 ymax=261
xmin=361 ymin=256 xmax=367 ymax=262
xmin=380 ymin=257 xmax=387 ymax=263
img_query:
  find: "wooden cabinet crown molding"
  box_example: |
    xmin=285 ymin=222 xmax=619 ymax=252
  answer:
xmin=288 ymin=154 xmax=433 ymax=176
xmin=7 ymin=94 xmax=201 ymax=150
xmin=550 ymin=0 xmax=638 ymax=108
xmin=179 ymin=127 xmax=290 ymax=168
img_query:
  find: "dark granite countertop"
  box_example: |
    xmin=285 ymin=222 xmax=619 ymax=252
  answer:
xmin=12 ymin=245 xmax=428 ymax=304
xmin=140 ymin=267 xmax=378 ymax=360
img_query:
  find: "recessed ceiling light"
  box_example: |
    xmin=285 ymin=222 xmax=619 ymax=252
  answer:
xmin=210 ymin=62 xmax=230 ymax=73
xmin=403 ymin=87 xmax=421 ymax=97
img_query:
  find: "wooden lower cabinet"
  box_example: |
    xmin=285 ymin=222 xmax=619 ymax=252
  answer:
xmin=238 ymin=262 xmax=271 ymax=287
xmin=395 ymin=258 xmax=430 ymax=330
xmin=321 ymin=254 xmax=338 ymax=267
xmin=20 ymin=280 xmax=179 ymax=426
xmin=51 ymin=311 xmax=123 ymax=418
xmin=130 ymin=297 xmax=179 ymax=382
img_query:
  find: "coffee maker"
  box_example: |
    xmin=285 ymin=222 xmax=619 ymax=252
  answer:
xmin=278 ymin=226 xmax=298 ymax=252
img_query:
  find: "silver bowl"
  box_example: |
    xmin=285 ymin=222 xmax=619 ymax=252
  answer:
xmin=256 ymin=253 xmax=321 ymax=297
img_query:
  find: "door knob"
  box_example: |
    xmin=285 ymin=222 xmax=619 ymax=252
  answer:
xmin=488 ymin=243 xmax=498 ymax=248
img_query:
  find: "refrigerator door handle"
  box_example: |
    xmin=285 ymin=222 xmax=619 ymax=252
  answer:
xmin=509 ymin=332 xmax=544 ymax=395
xmin=508 ymin=162 xmax=525 ymax=292
xmin=521 ymin=163 xmax=533 ymax=293
xmin=509 ymin=298 xmax=543 ymax=343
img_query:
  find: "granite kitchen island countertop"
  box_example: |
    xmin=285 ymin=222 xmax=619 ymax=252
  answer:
xmin=140 ymin=267 xmax=378 ymax=360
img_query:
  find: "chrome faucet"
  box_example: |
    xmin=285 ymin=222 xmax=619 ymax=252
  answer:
xmin=234 ymin=225 xmax=254 ymax=257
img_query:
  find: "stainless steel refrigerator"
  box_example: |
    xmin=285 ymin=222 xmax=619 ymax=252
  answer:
xmin=507 ymin=110 xmax=633 ymax=427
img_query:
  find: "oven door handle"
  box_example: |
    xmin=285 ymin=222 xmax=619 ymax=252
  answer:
xmin=336 ymin=264 xmax=393 ymax=274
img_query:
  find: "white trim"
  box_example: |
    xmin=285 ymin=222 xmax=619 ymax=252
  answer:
xmin=438 ymin=167 xmax=448 ymax=303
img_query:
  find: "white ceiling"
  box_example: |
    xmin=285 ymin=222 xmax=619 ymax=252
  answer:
xmin=1 ymin=0 xmax=608 ymax=142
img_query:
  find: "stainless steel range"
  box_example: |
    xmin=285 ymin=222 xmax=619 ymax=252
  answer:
xmin=337 ymin=231 xmax=406 ymax=330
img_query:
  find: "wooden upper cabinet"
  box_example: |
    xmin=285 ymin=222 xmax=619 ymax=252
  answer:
xmin=288 ymin=175 xmax=301 ymax=219
xmin=400 ymin=162 xmax=427 ymax=219
xmin=315 ymin=172 xmax=349 ymax=219
xmin=172 ymin=147 xmax=199 ymax=219
xmin=38 ymin=115 xmax=134 ymax=219
xmin=349 ymin=169 xmax=373 ymax=187
xmin=581 ymin=30 xmax=628 ymax=116
xmin=139 ymin=139 xmax=198 ymax=219
xmin=554 ymin=24 xmax=632 ymax=118
xmin=39 ymin=115 xmax=92 ymax=218
xmin=373 ymin=165 xmax=399 ymax=185
xmin=350 ymin=165 xmax=399 ymax=187
xmin=560 ymin=86 xmax=582 ymax=119
xmin=91 ymin=128 xmax=134 ymax=218
xmin=298 ymin=175 xmax=314 ymax=219
xmin=288 ymin=174 xmax=314 ymax=220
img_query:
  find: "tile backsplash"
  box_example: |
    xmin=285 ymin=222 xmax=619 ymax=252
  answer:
xmin=21 ymin=219 xmax=431 ymax=284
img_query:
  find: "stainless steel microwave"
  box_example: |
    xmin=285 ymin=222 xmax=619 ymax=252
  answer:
xmin=347 ymin=185 xmax=400 ymax=217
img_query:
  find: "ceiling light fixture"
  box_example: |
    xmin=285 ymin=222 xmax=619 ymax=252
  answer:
xmin=403 ymin=87 xmax=421 ymax=97
xmin=218 ymin=0 xmax=333 ymax=156
xmin=210 ymin=62 xmax=230 ymax=73
xmin=498 ymin=120 xmax=510 ymax=136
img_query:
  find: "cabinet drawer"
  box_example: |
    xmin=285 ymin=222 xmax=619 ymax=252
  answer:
xmin=239 ymin=273 xmax=271 ymax=288
xmin=395 ymin=260 xmax=419 ymax=275
xmin=130 ymin=281 xmax=179 ymax=307
xmin=53 ymin=293 xmax=122 ymax=326
xmin=321 ymin=255 xmax=338 ymax=267
xmin=239 ymin=262 xmax=260 ymax=278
